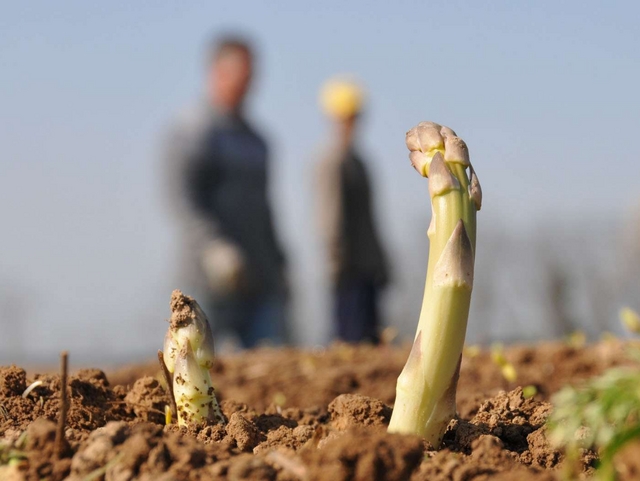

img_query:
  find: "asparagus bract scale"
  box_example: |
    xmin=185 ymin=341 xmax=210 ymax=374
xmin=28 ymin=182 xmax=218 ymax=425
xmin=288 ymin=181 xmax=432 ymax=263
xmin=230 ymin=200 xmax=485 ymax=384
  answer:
xmin=388 ymin=122 xmax=481 ymax=446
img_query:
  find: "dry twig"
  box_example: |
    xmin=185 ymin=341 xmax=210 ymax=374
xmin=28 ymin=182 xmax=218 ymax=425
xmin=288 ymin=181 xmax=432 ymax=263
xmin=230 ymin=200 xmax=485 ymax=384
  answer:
xmin=158 ymin=350 xmax=177 ymax=419
xmin=55 ymin=351 xmax=68 ymax=458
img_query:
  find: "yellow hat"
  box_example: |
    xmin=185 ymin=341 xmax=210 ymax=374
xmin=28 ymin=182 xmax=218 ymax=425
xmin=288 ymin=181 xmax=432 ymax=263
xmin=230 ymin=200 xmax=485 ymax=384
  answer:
xmin=320 ymin=77 xmax=364 ymax=119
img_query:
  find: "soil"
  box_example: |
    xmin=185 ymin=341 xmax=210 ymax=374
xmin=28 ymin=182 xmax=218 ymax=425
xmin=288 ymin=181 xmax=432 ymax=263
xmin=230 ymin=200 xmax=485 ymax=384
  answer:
xmin=0 ymin=338 xmax=637 ymax=480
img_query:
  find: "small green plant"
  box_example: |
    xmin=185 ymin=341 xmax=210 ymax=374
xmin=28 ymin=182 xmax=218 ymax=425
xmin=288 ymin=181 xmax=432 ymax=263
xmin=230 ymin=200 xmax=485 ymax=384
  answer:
xmin=548 ymin=353 xmax=640 ymax=480
xmin=0 ymin=431 xmax=27 ymax=469
xmin=490 ymin=343 xmax=518 ymax=383
xmin=388 ymin=122 xmax=481 ymax=446
xmin=565 ymin=330 xmax=587 ymax=349
xmin=620 ymin=307 xmax=640 ymax=334
xmin=160 ymin=289 xmax=224 ymax=427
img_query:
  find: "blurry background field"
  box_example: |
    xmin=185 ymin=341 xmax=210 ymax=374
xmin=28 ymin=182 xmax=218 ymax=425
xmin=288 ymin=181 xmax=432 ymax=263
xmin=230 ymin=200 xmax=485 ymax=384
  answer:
xmin=1 ymin=1 xmax=639 ymax=364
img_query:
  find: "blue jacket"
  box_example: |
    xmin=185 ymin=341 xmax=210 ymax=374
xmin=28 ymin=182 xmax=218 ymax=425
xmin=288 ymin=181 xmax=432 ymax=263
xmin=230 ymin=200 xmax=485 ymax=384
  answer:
xmin=164 ymin=102 xmax=286 ymax=299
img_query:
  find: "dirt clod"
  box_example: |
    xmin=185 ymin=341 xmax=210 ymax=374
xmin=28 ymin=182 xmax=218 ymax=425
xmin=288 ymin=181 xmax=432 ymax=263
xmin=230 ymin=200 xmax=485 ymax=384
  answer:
xmin=0 ymin=366 xmax=27 ymax=397
xmin=227 ymin=453 xmax=277 ymax=481
xmin=227 ymin=412 xmax=264 ymax=452
xmin=302 ymin=427 xmax=424 ymax=481
xmin=124 ymin=376 xmax=169 ymax=424
xmin=329 ymin=393 xmax=391 ymax=430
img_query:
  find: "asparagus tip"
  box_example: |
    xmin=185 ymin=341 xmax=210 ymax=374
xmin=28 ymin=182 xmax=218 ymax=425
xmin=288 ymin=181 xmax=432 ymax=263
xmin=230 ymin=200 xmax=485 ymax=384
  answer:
xmin=428 ymin=152 xmax=460 ymax=197
xmin=406 ymin=123 xmax=444 ymax=154
xmin=418 ymin=121 xmax=442 ymax=130
xmin=168 ymin=289 xmax=216 ymax=368
xmin=169 ymin=289 xmax=195 ymax=329
xmin=443 ymin=135 xmax=470 ymax=166
xmin=409 ymin=151 xmax=429 ymax=177
xmin=440 ymin=126 xmax=457 ymax=137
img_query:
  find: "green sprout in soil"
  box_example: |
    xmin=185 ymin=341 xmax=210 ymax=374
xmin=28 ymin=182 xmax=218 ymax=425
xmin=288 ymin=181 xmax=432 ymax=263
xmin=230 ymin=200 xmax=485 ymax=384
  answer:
xmin=160 ymin=289 xmax=224 ymax=427
xmin=490 ymin=343 xmax=518 ymax=383
xmin=620 ymin=307 xmax=640 ymax=335
xmin=388 ymin=122 xmax=481 ymax=446
xmin=522 ymin=385 xmax=538 ymax=399
xmin=463 ymin=344 xmax=481 ymax=359
xmin=548 ymin=357 xmax=640 ymax=481
xmin=0 ymin=431 xmax=28 ymax=468
xmin=566 ymin=330 xmax=587 ymax=349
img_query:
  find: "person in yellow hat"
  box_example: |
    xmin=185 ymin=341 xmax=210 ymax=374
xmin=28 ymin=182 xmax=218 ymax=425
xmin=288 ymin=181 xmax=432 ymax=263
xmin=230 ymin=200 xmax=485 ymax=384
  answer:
xmin=315 ymin=77 xmax=390 ymax=343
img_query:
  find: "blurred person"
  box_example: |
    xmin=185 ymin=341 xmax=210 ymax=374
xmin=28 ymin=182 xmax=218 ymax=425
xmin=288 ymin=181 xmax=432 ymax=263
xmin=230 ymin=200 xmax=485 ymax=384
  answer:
xmin=164 ymin=35 xmax=288 ymax=348
xmin=315 ymin=77 xmax=390 ymax=343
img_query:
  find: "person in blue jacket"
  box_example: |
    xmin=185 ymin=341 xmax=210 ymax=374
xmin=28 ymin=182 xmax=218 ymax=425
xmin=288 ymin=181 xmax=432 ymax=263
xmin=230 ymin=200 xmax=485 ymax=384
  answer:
xmin=164 ymin=35 xmax=288 ymax=348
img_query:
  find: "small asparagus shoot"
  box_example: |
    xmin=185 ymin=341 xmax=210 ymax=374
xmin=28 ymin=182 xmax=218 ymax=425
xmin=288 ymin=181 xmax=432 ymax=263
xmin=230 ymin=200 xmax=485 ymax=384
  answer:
xmin=389 ymin=122 xmax=480 ymax=446
xmin=161 ymin=289 xmax=224 ymax=426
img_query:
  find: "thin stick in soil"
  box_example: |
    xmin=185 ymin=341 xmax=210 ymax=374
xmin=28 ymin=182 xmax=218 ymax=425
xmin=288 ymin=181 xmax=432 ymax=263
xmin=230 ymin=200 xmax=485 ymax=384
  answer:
xmin=158 ymin=350 xmax=177 ymax=419
xmin=55 ymin=351 xmax=68 ymax=458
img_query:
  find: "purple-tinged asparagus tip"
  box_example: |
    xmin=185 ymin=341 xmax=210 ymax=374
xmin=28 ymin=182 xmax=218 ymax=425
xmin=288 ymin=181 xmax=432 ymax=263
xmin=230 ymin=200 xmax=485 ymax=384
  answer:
xmin=443 ymin=136 xmax=470 ymax=166
xmin=406 ymin=123 xmax=444 ymax=154
xmin=409 ymin=151 xmax=429 ymax=177
xmin=428 ymin=152 xmax=460 ymax=197
xmin=440 ymin=126 xmax=457 ymax=137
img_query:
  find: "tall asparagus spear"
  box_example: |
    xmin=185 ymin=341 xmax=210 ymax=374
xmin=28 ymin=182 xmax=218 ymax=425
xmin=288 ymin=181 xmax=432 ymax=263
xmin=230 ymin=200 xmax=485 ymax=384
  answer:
xmin=388 ymin=122 xmax=481 ymax=445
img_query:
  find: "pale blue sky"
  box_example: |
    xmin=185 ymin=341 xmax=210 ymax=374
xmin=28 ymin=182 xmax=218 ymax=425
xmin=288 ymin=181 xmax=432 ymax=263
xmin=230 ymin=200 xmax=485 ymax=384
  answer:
xmin=1 ymin=1 xmax=639 ymax=364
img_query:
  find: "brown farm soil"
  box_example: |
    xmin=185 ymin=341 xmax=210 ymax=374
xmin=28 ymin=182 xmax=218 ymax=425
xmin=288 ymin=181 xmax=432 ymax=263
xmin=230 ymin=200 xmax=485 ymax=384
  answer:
xmin=0 ymin=339 xmax=637 ymax=480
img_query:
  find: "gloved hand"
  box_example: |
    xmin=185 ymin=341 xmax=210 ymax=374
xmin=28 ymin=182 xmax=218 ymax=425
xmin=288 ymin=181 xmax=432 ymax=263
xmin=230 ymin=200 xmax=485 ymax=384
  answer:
xmin=202 ymin=239 xmax=246 ymax=296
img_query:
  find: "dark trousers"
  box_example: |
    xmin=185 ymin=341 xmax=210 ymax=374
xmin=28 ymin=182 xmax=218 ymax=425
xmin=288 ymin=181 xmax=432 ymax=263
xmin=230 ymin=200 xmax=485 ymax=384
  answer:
xmin=334 ymin=279 xmax=380 ymax=343
xmin=211 ymin=295 xmax=287 ymax=348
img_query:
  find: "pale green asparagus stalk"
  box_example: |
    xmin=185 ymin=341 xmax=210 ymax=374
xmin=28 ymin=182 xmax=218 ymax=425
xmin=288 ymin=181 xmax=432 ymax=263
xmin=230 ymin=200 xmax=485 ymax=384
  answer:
xmin=163 ymin=289 xmax=224 ymax=426
xmin=388 ymin=122 xmax=481 ymax=445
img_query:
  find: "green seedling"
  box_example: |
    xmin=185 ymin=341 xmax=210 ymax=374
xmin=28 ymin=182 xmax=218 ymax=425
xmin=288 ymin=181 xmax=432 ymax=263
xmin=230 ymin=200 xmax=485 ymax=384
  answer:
xmin=522 ymin=385 xmax=538 ymax=399
xmin=566 ymin=330 xmax=587 ymax=349
xmin=0 ymin=431 xmax=27 ymax=468
xmin=463 ymin=344 xmax=481 ymax=359
xmin=21 ymin=380 xmax=43 ymax=399
xmin=620 ymin=307 xmax=640 ymax=335
xmin=82 ymin=452 xmax=125 ymax=481
xmin=388 ymin=122 xmax=481 ymax=446
xmin=490 ymin=343 xmax=518 ymax=383
xmin=548 ymin=363 xmax=640 ymax=480
xmin=161 ymin=289 xmax=224 ymax=427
